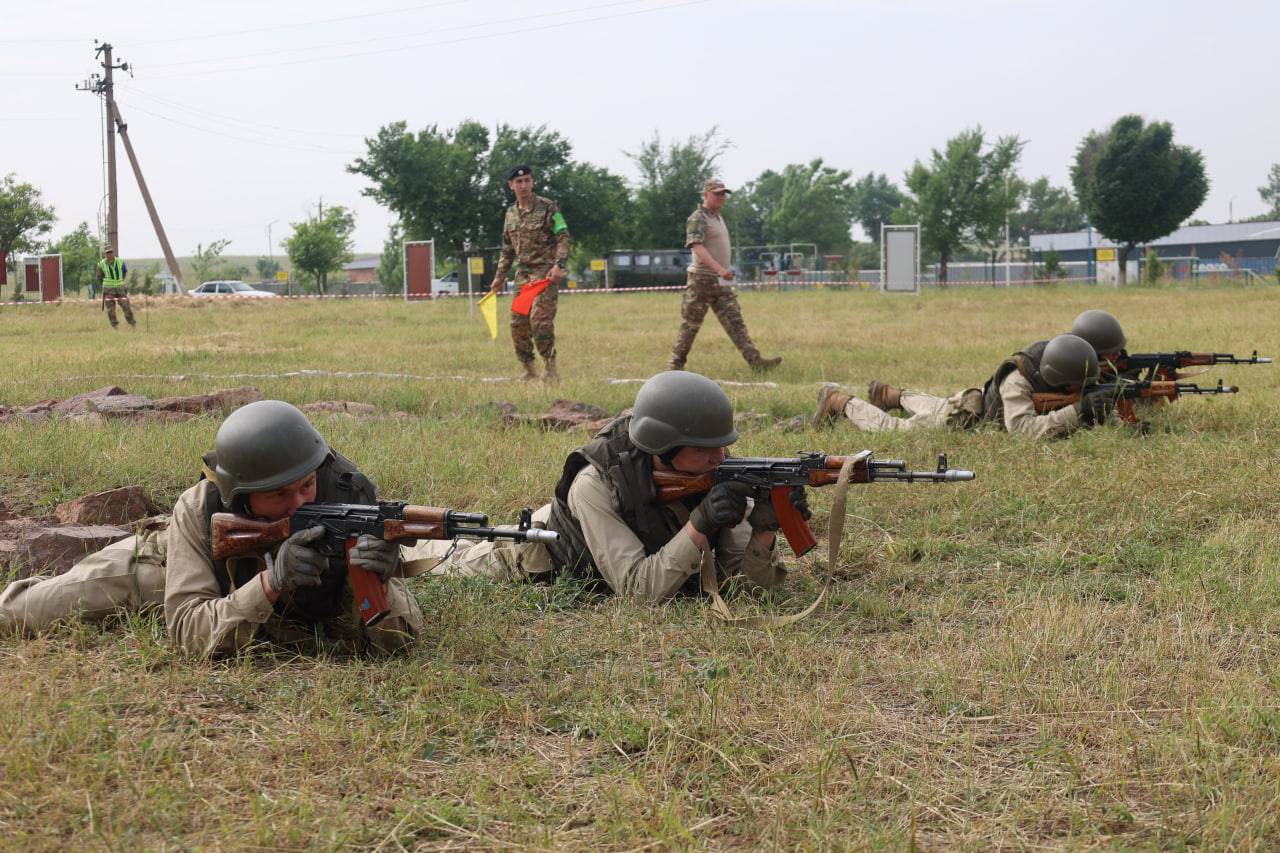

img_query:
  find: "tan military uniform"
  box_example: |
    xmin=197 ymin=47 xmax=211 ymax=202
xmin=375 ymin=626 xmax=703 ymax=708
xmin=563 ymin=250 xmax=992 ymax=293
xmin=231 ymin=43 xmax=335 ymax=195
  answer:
xmin=839 ymin=372 xmax=1089 ymax=438
xmin=0 ymin=528 xmax=167 ymax=636
xmin=403 ymin=465 xmax=786 ymax=602
xmin=669 ymin=206 xmax=764 ymax=369
xmin=0 ymin=483 xmax=424 ymax=656
xmin=164 ymin=482 xmax=423 ymax=657
xmin=494 ymin=195 xmax=571 ymax=367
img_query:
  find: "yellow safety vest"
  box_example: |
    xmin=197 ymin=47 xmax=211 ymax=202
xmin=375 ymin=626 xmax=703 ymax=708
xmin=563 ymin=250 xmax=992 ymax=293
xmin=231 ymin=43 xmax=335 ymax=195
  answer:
xmin=98 ymin=258 xmax=125 ymax=287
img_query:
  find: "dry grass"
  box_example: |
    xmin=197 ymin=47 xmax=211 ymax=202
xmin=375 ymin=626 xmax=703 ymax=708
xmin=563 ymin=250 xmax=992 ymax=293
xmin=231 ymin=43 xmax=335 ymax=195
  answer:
xmin=2 ymin=280 xmax=1279 ymax=849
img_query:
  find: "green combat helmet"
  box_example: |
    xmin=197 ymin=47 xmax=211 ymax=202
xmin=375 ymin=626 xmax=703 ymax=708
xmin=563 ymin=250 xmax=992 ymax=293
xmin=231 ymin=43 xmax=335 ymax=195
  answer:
xmin=212 ymin=400 xmax=330 ymax=503
xmin=628 ymin=371 xmax=738 ymax=454
xmin=1040 ymin=334 xmax=1100 ymax=388
xmin=1070 ymin=309 xmax=1127 ymax=354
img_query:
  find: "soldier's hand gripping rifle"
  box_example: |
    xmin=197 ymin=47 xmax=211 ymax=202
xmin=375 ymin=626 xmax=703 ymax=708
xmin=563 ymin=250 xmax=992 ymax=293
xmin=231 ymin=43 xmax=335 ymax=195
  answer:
xmin=651 ymin=450 xmax=975 ymax=558
xmin=211 ymin=502 xmax=559 ymax=626
xmin=1107 ymin=350 xmax=1271 ymax=382
xmin=1033 ymin=377 xmax=1239 ymax=417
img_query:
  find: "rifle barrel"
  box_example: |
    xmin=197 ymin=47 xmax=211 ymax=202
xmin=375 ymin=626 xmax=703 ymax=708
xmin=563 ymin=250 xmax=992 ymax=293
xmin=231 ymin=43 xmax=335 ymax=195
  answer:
xmin=873 ymin=469 xmax=975 ymax=482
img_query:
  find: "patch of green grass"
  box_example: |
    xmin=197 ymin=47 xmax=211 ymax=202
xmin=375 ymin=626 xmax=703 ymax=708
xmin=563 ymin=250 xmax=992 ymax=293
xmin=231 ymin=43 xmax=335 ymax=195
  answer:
xmin=3 ymin=280 xmax=1280 ymax=847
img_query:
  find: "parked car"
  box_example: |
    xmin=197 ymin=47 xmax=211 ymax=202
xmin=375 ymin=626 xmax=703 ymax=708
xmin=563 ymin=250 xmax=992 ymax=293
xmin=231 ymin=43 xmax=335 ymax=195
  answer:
xmin=189 ymin=280 xmax=278 ymax=298
xmin=433 ymin=271 xmax=461 ymax=296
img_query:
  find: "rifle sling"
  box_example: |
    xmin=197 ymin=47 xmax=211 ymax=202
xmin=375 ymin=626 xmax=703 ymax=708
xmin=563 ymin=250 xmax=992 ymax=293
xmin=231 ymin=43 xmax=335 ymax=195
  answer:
xmin=698 ymin=455 xmax=855 ymax=628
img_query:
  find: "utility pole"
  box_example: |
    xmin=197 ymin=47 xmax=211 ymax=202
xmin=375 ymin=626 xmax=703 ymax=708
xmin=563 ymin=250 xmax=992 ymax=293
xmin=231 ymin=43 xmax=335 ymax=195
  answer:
xmin=77 ymin=42 xmax=126 ymax=250
xmin=78 ymin=41 xmax=185 ymax=287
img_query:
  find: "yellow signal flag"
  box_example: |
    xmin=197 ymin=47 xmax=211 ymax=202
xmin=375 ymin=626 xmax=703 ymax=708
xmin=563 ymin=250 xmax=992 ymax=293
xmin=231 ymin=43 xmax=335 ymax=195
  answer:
xmin=478 ymin=291 xmax=498 ymax=340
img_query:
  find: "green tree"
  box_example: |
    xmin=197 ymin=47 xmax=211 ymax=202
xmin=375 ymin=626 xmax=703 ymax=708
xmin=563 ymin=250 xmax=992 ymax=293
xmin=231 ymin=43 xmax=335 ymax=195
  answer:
xmin=377 ymin=223 xmax=404 ymax=295
xmin=1010 ymin=177 xmax=1086 ymax=243
xmin=284 ymin=205 xmax=355 ymax=295
xmin=349 ymin=121 xmax=631 ymax=261
xmin=897 ymin=127 xmax=1024 ymax=283
xmin=1143 ymin=247 xmax=1166 ymax=283
xmin=0 ymin=174 xmax=55 ymax=298
xmin=763 ymin=159 xmax=857 ymax=250
xmin=255 ymin=256 xmax=280 ymax=281
xmin=626 ymin=128 xmax=728 ymax=248
xmin=1071 ymin=114 xmax=1208 ymax=285
xmin=1259 ymin=163 xmax=1280 ymax=219
xmin=48 ymin=222 xmax=101 ymax=294
xmin=190 ymin=239 xmax=232 ymax=285
xmin=849 ymin=172 xmax=903 ymax=242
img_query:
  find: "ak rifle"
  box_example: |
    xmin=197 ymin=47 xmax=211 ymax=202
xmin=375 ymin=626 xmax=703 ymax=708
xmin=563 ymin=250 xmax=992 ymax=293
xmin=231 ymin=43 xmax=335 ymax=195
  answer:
xmin=652 ymin=450 xmax=975 ymax=558
xmin=1108 ymin=350 xmax=1271 ymax=382
xmin=211 ymin=502 xmax=558 ymax=626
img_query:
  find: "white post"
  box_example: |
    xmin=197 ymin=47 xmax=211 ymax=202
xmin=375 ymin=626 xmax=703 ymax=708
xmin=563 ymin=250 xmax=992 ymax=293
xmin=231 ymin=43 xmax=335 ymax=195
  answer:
xmin=467 ymin=257 xmax=474 ymax=315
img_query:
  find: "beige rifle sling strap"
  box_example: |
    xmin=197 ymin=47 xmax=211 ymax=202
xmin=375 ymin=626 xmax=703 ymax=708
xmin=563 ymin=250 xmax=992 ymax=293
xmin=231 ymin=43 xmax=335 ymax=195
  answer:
xmin=699 ymin=455 xmax=855 ymax=628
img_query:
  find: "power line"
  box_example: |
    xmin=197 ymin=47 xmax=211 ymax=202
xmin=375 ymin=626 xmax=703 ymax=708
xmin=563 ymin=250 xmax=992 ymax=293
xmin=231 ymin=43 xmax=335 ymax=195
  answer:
xmin=120 ymin=101 xmax=364 ymax=156
xmin=123 ymin=0 xmax=472 ymax=47
xmin=124 ymin=87 xmax=365 ymax=139
xmin=142 ymin=0 xmax=707 ymax=80
xmin=143 ymin=0 xmax=652 ymax=70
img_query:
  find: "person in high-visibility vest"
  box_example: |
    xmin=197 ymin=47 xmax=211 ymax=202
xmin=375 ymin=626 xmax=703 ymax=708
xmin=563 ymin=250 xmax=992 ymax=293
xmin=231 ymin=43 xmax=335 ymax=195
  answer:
xmin=96 ymin=244 xmax=136 ymax=328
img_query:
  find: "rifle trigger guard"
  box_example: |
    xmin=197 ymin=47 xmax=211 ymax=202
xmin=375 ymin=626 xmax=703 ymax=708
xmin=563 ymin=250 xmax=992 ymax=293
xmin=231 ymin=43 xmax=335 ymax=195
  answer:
xmin=518 ymin=507 xmax=532 ymax=532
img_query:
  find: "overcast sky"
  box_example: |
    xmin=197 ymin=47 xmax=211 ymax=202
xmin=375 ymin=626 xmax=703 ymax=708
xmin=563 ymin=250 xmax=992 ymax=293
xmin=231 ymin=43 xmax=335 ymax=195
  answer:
xmin=5 ymin=0 xmax=1277 ymax=259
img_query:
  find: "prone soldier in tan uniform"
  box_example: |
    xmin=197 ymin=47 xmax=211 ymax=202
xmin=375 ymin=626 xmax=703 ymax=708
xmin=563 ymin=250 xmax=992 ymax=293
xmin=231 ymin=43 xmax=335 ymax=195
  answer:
xmin=490 ymin=164 xmax=572 ymax=382
xmin=813 ymin=330 xmax=1123 ymax=439
xmin=668 ymin=179 xmax=781 ymax=373
xmin=0 ymin=401 xmax=422 ymax=656
xmin=403 ymin=371 xmax=801 ymax=601
xmin=97 ymin=244 xmax=136 ymax=329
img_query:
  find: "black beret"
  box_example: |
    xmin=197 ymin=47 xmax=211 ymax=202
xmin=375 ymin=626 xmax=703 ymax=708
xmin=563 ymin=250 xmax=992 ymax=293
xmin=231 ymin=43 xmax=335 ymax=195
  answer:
xmin=507 ymin=164 xmax=532 ymax=181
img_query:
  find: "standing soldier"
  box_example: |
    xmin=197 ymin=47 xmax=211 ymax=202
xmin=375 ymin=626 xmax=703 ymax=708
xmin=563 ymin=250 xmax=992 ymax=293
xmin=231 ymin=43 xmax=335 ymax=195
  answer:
xmin=97 ymin=244 xmax=136 ymax=329
xmin=668 ymin=179 xmax=781 ymax=373
xmin=490 ymin=164 xmax=571 ymax=382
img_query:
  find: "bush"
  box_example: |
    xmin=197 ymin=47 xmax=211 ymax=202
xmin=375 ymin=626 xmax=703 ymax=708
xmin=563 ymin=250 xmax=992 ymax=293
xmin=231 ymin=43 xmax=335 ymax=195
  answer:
xmin=1144 ymin=247 xmax=1165 ymax=283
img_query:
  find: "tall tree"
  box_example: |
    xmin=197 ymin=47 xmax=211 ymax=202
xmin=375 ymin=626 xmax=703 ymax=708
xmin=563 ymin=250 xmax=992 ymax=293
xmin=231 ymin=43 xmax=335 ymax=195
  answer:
xmin=284 ymin=205 xmax=355 ymax=295
xmin=377 ymin=223 xmax=404 ymax=295
xmin=1010 ymin=177 xmax=1086 ymax=243
xmin=1260 ymin=163 xmax=1280 ymax=219
xmin=849 ymin=173 xmax=903 ymax=242
xmin=626 ymin=128 xmax=729 ymax=248
xmin=1071 ymin=114 xmax=1208 ymax=285
xmin=762 ymin=159 xmax=857 ymax=251
xmin=897 ymin=127 xmax=1024 ymax=283
xmin=190 ymin=239 xmax=232 ymax=285
xmin=349 ymin=121 xmax=631 ymax=261
xmin=48 ymin=222 xmax=101 ymax=294
xmin=0 ymin=174 xmax=55 ymax=296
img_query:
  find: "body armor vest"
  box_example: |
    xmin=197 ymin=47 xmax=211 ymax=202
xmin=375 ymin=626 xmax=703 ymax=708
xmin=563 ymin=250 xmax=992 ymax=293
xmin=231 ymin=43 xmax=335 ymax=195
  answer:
xmin=980 ymin=339 xmax=1057 ymax=428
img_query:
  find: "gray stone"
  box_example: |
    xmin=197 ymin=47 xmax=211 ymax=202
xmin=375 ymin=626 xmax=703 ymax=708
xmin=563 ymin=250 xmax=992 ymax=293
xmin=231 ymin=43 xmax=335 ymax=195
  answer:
xmin=0 ymin=524 xmax=129 ymax=578
xmin=52 ymin=386 xmax=130 ymax=414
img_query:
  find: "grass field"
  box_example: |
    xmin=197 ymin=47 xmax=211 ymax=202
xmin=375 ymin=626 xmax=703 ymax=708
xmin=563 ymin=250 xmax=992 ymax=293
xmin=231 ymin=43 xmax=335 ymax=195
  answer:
xmin=2 ymin=281 xmax=1279 ymax=850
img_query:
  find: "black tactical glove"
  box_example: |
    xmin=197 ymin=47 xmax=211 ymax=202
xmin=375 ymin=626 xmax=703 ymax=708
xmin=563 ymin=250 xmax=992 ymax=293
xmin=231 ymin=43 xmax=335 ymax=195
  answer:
xmin=688 ymin=481 xmax=752 ymax=536
xmin=348 ymin=533 xmax=399 ymax=582
xmin=1077 ymin=384 xmax=1115 ymax=427
xmin=266 ymin=525 xmax=327 ymax=595
xmin=747 ymin=487 xmax=812 ymax=532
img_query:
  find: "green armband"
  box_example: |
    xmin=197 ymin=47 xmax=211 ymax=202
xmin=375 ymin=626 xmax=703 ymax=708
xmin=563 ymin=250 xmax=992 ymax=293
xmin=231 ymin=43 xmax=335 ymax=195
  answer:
xmin=552 ymin=212 xmax=568 ymax=234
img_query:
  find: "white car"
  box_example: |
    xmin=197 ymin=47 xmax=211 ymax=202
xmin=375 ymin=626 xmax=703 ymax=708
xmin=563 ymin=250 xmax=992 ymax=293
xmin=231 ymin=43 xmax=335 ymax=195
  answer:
xmin=189 ymin=280 xmax=278 ymax=298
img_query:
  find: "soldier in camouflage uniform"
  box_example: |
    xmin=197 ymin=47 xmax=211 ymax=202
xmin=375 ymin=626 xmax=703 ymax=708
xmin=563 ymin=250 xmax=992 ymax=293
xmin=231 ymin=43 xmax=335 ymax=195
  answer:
xmin=668 ymin=179 xmax=781 ymax=373
xmin=490 ymin=164 xmax=572 ymax=382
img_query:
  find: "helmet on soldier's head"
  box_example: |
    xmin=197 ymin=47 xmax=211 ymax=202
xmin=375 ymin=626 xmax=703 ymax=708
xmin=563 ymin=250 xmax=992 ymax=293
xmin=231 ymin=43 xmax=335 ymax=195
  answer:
xmin=1040 ymin=334 xmax=1100 ymax=387
xmin=1070 ymin=309 xmax=1126 ymax=354
xmin=628 ymin=371 xmax=738 ymax=455
xmin=212 ymin=400 xmax=330 ymax=503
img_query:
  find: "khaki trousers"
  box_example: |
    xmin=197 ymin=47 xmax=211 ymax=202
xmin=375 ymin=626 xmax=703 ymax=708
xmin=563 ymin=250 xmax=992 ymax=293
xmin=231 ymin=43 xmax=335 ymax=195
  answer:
xmin=841 ymin=389 xmax=978 ymax=432
xmin=0 ymin=531 xmax=166 ymax=636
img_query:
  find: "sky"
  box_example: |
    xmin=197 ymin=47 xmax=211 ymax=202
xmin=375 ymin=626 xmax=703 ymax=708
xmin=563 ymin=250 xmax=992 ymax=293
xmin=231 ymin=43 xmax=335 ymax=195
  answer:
xmin=4 ymin=0 xmax=1278 ymax=259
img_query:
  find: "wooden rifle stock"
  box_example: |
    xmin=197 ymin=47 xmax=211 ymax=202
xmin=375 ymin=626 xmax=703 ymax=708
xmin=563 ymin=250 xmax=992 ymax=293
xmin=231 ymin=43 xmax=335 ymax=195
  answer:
xmin=1032 ymin=383 xmax=1182 ymax=416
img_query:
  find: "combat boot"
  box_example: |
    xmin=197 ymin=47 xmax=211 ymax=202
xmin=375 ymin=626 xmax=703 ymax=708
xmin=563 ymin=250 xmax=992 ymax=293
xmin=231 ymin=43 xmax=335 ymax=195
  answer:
xmin=812 ymin=383 xmax=852 ymax=428
xmin=543 ymin=358 xmax=559 ymax=384
xmin=521 ymin=361 xmax=538 ymax=381
xmin=751 ymin=355 xmax=783 ymax=373
xmin=867 ymin=380 xmax=903 ymax=411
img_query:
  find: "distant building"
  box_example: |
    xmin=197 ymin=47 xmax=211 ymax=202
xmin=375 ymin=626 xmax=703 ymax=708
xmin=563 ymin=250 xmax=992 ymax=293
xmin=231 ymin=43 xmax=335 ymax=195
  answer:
xmin=343 ymin=257 xmax=379 ymax=285
xmin=1031 ymin=221 xmax=1280 ymax=268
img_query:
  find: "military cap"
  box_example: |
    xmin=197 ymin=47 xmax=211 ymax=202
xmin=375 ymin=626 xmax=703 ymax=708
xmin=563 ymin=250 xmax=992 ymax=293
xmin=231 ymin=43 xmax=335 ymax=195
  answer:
xmin=103 ymin=244 xmax=116 ymax=253
xmin=507 ymin=164 xmax=532 ymax=181
xmin=702 ymin=179 xmax=732 ymax=194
